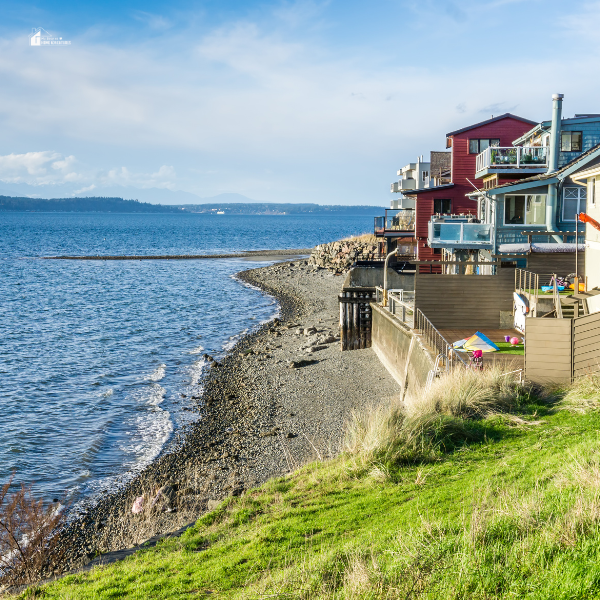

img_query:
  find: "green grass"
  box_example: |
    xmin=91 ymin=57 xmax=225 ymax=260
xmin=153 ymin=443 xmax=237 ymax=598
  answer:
xmin=20 ymin=376 xmax=600 ymax=599
xmin=495 ymin=341 xmax=525 ymax=355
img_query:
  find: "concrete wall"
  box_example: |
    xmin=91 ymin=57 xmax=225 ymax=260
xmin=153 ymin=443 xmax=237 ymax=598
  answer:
xmin=371 ymin=303 xmax=434 ymax=400
xmin=343 ymin=267 xmax=415 ymax=291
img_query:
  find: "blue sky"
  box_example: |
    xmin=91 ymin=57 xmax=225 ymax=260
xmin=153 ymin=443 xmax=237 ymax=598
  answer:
xmin=0 ymin=0 xmax=599 ymax=204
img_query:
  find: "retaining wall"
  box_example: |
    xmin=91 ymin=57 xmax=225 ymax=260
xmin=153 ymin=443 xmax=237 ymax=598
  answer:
xmin=371 ymin=303 xmax=434 ymax=400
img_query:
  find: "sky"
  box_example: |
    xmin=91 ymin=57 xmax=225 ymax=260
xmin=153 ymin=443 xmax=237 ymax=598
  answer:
xmin=1 ymin=0 xmax=600 ymax=205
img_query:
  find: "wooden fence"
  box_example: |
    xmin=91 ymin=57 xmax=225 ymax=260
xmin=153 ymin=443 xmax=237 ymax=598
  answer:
xmin=525 ymin=312 xmax=600 ymax=383
xmin=414 ymin=268 xmax=514 ymax=329
xmin=339 ymin=288 xmax=376 ymax=351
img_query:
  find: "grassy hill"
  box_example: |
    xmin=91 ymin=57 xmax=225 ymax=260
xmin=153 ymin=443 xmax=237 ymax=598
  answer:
xmin=20 ymin=370 xmax=600 ymax=599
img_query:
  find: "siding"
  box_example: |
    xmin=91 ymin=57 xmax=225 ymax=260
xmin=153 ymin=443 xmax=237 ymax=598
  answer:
xmin=573 ymin=312 xmax=600 ymax=377
xmin=527 ymin=253 xmax=585 ymax=278
xmin=525 ymin=318 xmax=572 ymax=384
xmin=414 ymin=269 xmax=514 ymax=328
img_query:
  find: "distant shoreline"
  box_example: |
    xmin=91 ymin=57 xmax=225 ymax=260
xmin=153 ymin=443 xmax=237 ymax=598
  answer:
xmin=42 ymin=249 xmax=313 ymax=260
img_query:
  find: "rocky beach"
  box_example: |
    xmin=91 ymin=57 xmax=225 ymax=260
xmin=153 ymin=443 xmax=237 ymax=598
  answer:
xmin=51 ymin=252 xmax=399 ymax=577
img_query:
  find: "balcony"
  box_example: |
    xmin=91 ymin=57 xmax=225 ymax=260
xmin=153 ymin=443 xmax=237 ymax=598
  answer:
xmin=428 ymin=216 xmax=493 ymax=249
xmin=374 ymin=209 xmax=416 ymax=237
xmin=391 ymin=178 xmax=416 ymax=192
xmin=475 ymin=146 xmax=548 ymax=178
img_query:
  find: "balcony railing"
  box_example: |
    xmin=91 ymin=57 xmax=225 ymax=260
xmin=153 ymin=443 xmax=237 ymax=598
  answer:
xmin=374 ymin=209 xmax=415 ymax=235
xmin=428 ymin=221 xmax=493 ymax=246
xmin=476 ymin=146 xmax=548 ymax=173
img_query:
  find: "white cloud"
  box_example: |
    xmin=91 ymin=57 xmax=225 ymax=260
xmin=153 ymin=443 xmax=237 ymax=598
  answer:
xmin=0 ymin=151 xmax=177 ymax=191
xmin=0 ymin=2 xmax=598 ymax=203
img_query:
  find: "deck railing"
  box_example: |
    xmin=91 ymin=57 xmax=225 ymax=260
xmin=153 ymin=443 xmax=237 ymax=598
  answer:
xmin=414 ymin=309 xmax=470 ymax=369
xmin=374 ymin=209 xmax=415 ymax=235
xmin=476 ymin=146 xmax=548 ymax=173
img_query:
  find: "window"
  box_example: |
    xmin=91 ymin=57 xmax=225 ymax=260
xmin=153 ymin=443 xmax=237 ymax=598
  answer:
xmin=434 ymin=199 xmax=451 ymax=214
xmin=504 ymin=195 xmax=547 ymax=225
xmin=562 ymin=186 xmax=587 ymax=221
xmin=422 ymin=170 xmax=429 ymax=182
xmin=561 ymin=131 xmax=582 ymax=152
xmin=469 ymin=138 xmax=500 ymax=154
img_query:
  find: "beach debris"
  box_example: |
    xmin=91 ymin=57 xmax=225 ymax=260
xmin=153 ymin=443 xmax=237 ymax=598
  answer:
xmin=303 ymin=327 xmax=317 ymax=336
xmin=285 ymin=432 xmax=296 ymax=439
xmin=287 ymin=359 xmax=319 ymax=368
xmin=132 ymin=496 xmax=145 ymax=514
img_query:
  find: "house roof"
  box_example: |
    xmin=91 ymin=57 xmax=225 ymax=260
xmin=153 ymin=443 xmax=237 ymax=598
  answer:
xmin=484 ymin=142 xmax=600 ymax=194
xmin=446 ymin=113 xmax=537 ymax=138
xmin=402 ymin=183 xmax=454 ymax=196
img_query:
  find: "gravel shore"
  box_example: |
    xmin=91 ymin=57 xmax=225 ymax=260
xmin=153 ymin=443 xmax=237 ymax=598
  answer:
xmin=55 ymin=259 xmax=400 ymax=574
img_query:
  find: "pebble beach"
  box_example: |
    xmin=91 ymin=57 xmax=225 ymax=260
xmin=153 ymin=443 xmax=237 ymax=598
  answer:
xmin=54 ymin=257 xmax=400 ymax=574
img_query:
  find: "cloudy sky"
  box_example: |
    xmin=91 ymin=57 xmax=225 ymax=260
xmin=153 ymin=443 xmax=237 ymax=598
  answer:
xmin=1 ymin=0 xmax=599 ymax=204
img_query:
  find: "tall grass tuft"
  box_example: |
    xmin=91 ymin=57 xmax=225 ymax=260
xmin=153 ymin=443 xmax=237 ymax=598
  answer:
xmin=560 ymin=371 xmax=600 ymax=412
xmin=346 ymin=366 xmax=528 ymax=467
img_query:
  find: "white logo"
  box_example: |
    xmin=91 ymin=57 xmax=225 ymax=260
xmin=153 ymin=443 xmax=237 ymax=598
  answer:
xmin=29 ymin=28 xmax=71 ymax=46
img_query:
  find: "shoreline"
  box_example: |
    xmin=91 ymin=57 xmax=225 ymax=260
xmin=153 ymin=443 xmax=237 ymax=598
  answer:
xmin=41 ymin=249 xmax=312 ymax=261
xmin=52 ymin=258 xmax=400 ymax=576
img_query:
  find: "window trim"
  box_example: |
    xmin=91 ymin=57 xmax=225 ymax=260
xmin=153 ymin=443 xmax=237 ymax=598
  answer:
xmin=560 ymin=131 xmax=583 ymax=152
xmin=433 ymin=198 xmax=452 ymax=215
xmin=562 ymin=186 xmax=587 ymax=222
xmin=468 ymin=138 xmax=501 ymax=154
xmin=503 ymin=194 xmax=548 ymax=227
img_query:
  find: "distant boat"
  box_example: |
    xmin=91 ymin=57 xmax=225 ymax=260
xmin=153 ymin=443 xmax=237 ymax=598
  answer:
xmin=216 ymin=211 xmax=225 ymax=214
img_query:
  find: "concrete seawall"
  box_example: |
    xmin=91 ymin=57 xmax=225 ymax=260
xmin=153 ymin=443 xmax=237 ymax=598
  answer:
xmin=370 ymin=303 xmax=434 ymax=401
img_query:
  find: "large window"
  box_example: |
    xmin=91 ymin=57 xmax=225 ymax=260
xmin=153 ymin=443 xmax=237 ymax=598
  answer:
xmin=469 ymin=138 xmax=500 ymax=154
xmin=504 ymin=195 xmax=547 ymax=225
xmin=561 ymin=131 xmax=582 ymax=152
xmin=562 ymin=186 xmax=587 ymax=221
xmin=434 ymin=198 xmax=451 ymax=214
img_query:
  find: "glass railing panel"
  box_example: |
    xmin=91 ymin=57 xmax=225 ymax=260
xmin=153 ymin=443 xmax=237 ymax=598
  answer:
xmin=462 ymin=224 xmax=492 ymax=242
xmin=438 ymin=223 xmax=462 ymax=242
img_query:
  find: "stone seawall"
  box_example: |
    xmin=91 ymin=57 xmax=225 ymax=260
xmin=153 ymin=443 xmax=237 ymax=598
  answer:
xmin=309 ymin=239 xmax=379 ymax=274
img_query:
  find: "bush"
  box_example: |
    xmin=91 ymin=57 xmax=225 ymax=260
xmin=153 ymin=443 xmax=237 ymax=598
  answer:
xmin=0 ymin=476 xmax=66 ymax=586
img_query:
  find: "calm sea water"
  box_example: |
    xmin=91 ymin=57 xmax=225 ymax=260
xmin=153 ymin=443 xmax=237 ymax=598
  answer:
xmin=0 ymin=212 xmax=374 ymax=500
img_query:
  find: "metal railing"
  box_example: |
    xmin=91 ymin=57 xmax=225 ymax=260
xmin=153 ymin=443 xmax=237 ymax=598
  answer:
xmin=414 ymin=309 xmax=470 ymax=369
xmin=515 ymin=269 xmax=555 ymax=301
xmin=388 ymin=291 xmax=414 ymax=327
xmin=476 ymin=146 xmax=548 ymax=173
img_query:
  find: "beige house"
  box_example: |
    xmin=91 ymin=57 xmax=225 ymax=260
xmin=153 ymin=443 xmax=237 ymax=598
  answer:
xmin=571 ymin=157 xmax=600 ymax=290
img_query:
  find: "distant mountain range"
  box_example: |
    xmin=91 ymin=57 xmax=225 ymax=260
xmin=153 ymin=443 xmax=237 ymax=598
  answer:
xmin=0 ymin=195 xmax=385 ymax=214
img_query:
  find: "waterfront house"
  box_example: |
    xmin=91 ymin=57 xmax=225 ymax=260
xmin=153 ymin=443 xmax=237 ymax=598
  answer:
xmin=430 ymin=95 xmax=600 ymax=275
xmin=402 ymin=113 xmax=536 ymax=267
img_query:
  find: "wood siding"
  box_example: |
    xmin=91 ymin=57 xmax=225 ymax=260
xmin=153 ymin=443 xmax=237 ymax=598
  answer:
xmin=525 ymin=318 xmax=573 ymax=384
xmin=526 ymin=253 xmax=586 ymax=278
xmin=573 ymin=312 xmax=600 ymax=377
xmin=414 ymin=270 xmax=514 ymax=328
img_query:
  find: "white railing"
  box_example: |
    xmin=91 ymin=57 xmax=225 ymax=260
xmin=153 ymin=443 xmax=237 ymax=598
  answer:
xmin=476 ymin=146 xmax=548 ymax=173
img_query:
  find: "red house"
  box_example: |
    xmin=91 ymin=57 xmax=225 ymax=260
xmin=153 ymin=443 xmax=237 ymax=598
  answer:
xmin=403 ymin=113 xmax=537 ymax=263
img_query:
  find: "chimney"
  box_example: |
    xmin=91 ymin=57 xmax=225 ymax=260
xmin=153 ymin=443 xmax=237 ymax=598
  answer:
xmin=547 ymin=93 xmax=564 ymax=174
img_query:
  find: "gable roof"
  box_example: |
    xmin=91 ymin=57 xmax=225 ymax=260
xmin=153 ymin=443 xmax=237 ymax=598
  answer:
xmin=446 ymin=113 xmax=537 ymax=138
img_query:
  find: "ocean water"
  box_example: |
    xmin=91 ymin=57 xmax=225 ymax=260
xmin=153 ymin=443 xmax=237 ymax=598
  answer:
xmin=0 ymin=212 xmax=374 ymax=500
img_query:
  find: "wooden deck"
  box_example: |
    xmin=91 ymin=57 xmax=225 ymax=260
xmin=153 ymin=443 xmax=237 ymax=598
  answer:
xmin=439 ymin=328 xmax=525 ymax=370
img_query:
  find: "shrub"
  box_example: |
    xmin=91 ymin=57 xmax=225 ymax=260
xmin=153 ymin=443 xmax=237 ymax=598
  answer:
xmin=0 ymin=475 xmax=65 ymax=586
